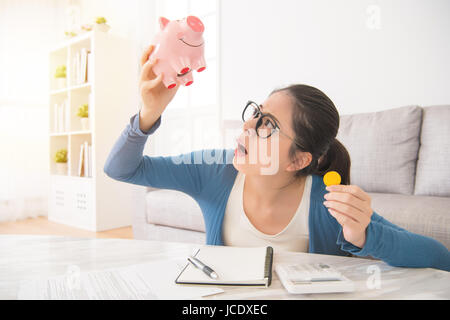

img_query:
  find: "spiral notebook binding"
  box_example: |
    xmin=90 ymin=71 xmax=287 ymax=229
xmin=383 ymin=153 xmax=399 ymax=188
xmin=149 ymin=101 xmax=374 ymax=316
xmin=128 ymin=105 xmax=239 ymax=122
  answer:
xmin=264 ymin=246 xmax=274 ymax=287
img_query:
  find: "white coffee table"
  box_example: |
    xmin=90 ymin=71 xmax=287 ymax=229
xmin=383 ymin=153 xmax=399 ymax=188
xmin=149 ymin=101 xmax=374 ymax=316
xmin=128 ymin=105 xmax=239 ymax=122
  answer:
xmin=0 ymin=234 xmax=448 ymax=299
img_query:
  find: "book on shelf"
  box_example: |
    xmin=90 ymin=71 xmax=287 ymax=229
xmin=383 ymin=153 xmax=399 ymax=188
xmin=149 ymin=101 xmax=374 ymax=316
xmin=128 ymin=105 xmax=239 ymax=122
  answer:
xmin=65 ymin=100 xmax=70 ymax=132
xmin=58 ymin=102 xmax=62 ymax=132
xmin=80 ymin=48 xmax=87 ymax=84
xmin=53 ymin=99 xmax=69 ymax=133
xmin=73 ymin=48 xmax=91 ymax=85
xmin=87 ymin=51 xmax=92 ymax=83
xmin=78 ymin=143 xmax=84 ymax=177
xmin=88 ymin=144 xmax=92 ymax=177
xmin=84 ymin=141 xmax=88 ymax=177
xmin=78 ymin=141 xmax=92 ymax=177
xmin=53 ymin=103 xmax=57 ymax=133
xmin=73 ymin=51 xmax=79 ymax=85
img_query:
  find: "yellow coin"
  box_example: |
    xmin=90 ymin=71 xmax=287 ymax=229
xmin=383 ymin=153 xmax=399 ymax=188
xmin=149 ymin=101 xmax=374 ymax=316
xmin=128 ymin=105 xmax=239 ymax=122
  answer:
xmin=323 ymin=171 xmax=341 ymax=186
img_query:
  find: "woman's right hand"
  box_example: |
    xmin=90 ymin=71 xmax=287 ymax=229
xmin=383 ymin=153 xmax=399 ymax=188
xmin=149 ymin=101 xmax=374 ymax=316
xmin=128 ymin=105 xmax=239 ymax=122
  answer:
xmin=138 ymin=44 xmax=179 ymax=132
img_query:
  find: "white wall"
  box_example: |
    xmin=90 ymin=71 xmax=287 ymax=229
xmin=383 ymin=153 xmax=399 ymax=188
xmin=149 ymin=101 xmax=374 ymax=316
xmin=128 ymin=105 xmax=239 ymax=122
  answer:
xmin=79 ymin=0 xmax=157 ymax=105
xmin=79 ymin=0 xmax=157 ymax=45
xmin=0 ymin=0 xmax=67 ymax=222
xmin=79 ymin=0 xmax=159 ymax=157
xmin=220 ymin=0 xmax=450 ymax=119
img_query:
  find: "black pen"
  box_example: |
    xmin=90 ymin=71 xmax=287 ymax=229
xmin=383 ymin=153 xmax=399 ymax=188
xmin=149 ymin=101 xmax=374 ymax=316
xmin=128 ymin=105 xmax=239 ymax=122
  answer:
xmin=187 ymin=256 xmax=218 ymax=279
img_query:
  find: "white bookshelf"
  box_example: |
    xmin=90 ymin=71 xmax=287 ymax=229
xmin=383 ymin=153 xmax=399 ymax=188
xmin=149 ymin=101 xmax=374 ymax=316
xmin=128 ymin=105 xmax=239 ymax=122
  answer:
xmin=48 ymin=29 xmax=141 ymax=231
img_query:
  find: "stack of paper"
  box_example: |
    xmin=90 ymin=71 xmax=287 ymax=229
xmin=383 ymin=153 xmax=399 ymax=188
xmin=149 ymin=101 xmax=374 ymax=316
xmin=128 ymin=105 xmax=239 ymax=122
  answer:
xmin=17 ymin=259 xmax=224 ymax=300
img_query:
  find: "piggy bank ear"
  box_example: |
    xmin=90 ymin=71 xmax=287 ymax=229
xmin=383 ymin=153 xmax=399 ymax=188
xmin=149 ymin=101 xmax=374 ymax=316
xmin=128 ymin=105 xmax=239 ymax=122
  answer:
xmin=159 ymin=17 xmax=170 ymax=30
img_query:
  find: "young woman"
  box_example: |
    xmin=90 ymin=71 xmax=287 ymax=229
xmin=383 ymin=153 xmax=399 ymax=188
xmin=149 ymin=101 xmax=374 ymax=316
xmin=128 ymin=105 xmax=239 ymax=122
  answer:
xmin=104 ymin=45 xmax=450 ymax=271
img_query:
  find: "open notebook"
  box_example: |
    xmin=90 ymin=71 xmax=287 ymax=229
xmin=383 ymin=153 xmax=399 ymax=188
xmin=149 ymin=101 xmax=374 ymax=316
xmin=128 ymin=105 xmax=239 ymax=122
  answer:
xmin=175 ymin=246 xmax=273 ymax=287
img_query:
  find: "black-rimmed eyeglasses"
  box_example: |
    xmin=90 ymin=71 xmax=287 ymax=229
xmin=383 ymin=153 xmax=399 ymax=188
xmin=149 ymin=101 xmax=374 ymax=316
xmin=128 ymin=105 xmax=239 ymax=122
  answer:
xmin=242 ymin=100 xmax=299 ymax=145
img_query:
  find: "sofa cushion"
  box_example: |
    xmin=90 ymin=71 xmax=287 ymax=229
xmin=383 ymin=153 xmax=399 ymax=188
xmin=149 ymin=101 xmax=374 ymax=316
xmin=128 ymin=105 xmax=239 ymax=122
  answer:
xmin=145 ymin=189 xmax=205 ymax=232
xmin=134 ymin=223 xmax=206 ymax=244
xmin=414 ymin=105 xmax=450 ymax=197
xmin=370 ymin=192 xmax=450 ymax=250
xmin=337 ymin=105 xmax=422 ymax=195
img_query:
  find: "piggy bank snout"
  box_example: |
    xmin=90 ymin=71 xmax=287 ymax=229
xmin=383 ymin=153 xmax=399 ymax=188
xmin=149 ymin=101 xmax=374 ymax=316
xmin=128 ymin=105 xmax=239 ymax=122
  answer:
xmin=186 ymin=16 xmax=204 ymax=33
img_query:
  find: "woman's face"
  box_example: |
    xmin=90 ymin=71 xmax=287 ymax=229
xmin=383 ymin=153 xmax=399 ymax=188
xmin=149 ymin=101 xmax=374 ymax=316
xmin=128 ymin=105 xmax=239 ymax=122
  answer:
xmin=233 ymin=91 xmax=307 ymax=176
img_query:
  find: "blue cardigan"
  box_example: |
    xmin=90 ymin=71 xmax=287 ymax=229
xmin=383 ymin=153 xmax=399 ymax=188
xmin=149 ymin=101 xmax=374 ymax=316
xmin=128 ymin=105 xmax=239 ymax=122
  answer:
xmin=104 ymin=112 xmax=450 ymax=271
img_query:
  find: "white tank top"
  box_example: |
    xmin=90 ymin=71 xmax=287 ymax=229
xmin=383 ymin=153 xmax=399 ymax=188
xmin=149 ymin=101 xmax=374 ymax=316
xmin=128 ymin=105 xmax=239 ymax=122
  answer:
xmin=222 ymin=172 xmax=312 ymax=252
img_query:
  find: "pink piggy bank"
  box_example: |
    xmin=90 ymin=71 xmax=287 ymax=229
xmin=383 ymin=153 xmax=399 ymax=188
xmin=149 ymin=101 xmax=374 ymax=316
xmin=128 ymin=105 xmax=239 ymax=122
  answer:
xmin=149 ymin=16 xmax=206 ymax=89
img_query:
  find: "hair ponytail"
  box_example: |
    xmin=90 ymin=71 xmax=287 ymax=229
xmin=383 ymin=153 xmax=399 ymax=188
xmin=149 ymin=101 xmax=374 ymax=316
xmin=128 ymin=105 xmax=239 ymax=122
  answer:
xmin=270 ymin=84 xmax=351 ymax=185
xmin=315 ymin=138 xmax=351 ymax=185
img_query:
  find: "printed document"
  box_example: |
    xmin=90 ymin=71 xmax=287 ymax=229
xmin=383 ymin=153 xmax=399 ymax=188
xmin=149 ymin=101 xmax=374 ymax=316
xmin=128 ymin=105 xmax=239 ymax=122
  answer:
xmin=17 ymin=259 xmax=224 ymax=300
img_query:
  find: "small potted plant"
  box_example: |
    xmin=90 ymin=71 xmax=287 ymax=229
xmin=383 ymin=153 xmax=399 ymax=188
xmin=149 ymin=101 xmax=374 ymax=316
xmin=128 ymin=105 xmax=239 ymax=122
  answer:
xmin=81 ymin=24 xmax=93 ymax=33
xmin=54 ymin=149 xmax=68 ymax=175
xmin=64 ymin=30 xmax=77 ymax=39
xmin=94 ymin=16 xmax=110 ymax=32
xmin=55 ymin=65 xmax=67 ymax=90
xmin=77 ymin=103 xmax=89 ymax=130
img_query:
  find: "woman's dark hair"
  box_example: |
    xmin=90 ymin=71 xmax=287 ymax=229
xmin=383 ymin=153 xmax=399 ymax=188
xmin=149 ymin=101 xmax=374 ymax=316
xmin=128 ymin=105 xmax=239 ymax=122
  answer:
xmin=270 ymin=84 xmax=351 ymax=185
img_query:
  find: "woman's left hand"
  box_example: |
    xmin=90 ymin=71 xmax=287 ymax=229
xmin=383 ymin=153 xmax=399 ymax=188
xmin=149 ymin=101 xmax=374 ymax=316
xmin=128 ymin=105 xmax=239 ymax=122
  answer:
xmin=323 ymin=184 xmax=373 ymax=248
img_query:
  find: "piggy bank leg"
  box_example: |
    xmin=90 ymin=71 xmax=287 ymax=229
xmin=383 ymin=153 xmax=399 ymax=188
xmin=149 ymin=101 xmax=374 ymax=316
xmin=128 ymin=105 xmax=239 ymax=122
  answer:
xmin=172 ymin=57 xmax=191 ymax=76
xmin=179 ymin=72 xmax=194 ymax=87
xmin=191 ymin=56 xmax=206 ymax=73
xmin=162 ymin=74 xmax=178 ymax=89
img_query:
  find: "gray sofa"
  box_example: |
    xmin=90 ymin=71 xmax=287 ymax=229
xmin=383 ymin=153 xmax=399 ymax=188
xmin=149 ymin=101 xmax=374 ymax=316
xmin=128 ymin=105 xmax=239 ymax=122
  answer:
xmin=132 ymin=105 xmax=450 ymax=251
